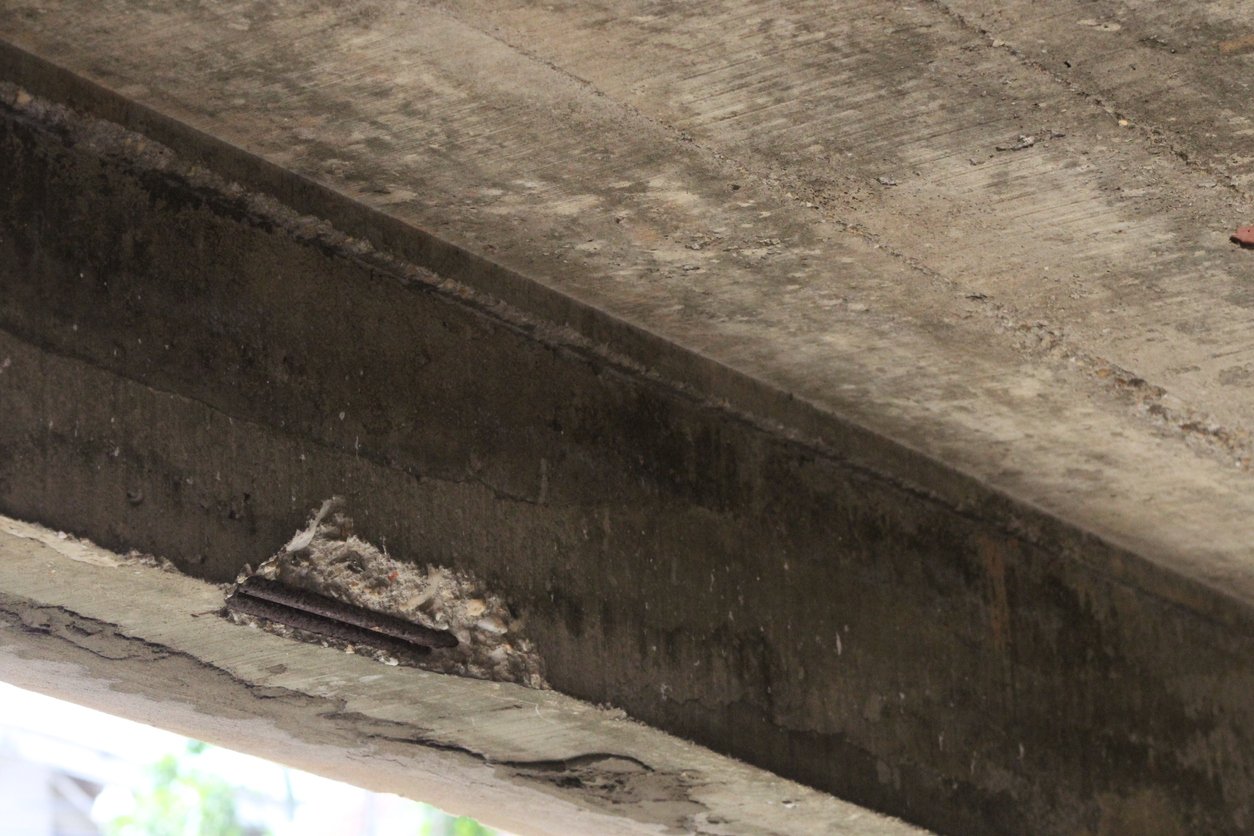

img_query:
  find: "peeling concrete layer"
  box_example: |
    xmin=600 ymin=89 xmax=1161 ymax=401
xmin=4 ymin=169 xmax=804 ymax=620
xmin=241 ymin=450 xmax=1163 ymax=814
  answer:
xmin=1 ymin=3 xmax=1254 ymax=835
xmin=0 ymin=517 xmax=920 ymax=836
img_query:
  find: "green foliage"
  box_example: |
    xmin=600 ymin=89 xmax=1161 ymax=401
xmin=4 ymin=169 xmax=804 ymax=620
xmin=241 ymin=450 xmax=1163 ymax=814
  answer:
xmin=451 ymin=818 xmax=494 ymax=836
xmin=104 ymin=741 xmax=264 ymax=836
xmin=417 ymin=814 xmax=495 ymax=836
xmin=102 ymin=738 xmax=497 ymax=836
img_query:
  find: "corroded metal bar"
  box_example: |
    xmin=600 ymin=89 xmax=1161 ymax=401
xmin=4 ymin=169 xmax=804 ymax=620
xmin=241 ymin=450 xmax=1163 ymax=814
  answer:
xmin=236 ymin=577 xmax=459 ymax=648
xmin=224 ymin=592 xmax=431 ymax=661
xmin=226 ymin=576 xmax=457 ymax=655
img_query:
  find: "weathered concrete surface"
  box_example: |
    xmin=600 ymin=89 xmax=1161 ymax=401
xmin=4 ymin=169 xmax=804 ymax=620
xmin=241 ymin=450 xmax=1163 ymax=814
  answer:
xmin=0 ymin=516 xmax=919 ymax=835
xmin=445 ymin=0 xmax=1254 ymax=456
xmin=0 ymin=1 xmax=1253 ymax=834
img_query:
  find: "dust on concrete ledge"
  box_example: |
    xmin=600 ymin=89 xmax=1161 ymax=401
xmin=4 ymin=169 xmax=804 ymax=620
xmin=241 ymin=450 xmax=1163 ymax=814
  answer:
xmin=0 ymin=515 xmax=180 ymax=573
xmin=228 ymin=498 xmax=548 ymax=688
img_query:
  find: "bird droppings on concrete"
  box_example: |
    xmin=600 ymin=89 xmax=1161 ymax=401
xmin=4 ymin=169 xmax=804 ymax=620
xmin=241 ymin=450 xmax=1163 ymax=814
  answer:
xmin=228 ymin=498 xmax=548 ymax=688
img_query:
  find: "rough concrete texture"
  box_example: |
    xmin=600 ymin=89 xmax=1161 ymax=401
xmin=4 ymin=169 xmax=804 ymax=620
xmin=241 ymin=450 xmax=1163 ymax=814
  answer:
xmin=0 ymin=516 xmax=920 ymax=835
xmin=0 ymin=1 xmax=1252 ymax=834
xmin=238 ymin=498 xmax=548 ymax=688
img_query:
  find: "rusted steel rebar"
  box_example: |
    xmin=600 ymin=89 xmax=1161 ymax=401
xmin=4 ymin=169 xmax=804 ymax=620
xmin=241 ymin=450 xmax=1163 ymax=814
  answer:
xmin=225 ymin=576 xmax=458 ymax=658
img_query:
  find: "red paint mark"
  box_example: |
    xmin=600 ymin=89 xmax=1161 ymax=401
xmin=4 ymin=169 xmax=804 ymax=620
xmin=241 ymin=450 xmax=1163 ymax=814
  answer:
xmin=1232 ymin=226 xmax=1254 ymax=248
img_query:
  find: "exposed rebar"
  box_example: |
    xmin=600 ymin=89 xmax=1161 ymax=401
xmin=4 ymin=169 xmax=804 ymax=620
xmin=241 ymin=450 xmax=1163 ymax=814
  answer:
xmin=226 ymin=576 xmax=458 ymax=660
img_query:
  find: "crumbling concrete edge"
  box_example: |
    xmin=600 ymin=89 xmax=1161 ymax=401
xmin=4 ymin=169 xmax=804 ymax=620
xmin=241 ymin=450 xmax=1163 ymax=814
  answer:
xmin=0 ymin=516 xmax=922 ymax=836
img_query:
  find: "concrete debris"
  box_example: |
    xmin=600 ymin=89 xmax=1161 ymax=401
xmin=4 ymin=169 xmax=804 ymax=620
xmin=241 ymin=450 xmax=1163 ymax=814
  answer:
xmin=230 ymin=499 xmax=548 ymax=688
xmin=995 ymin=134 xmax=1036 ymax=152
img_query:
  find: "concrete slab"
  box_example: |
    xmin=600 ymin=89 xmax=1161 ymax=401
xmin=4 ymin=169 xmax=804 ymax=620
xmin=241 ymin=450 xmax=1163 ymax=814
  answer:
xmin=3 ymin=0 xmax=1252 ymax=586
xmin=0 ymin=1 xmax=1252 ymax=833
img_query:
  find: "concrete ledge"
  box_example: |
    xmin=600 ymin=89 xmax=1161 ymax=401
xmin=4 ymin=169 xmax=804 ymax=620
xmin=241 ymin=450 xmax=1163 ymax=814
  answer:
xmin=2 ymin=3 xmax=1254 ymax=834
xmin=0 ymin=516 xmax=919 ymax=835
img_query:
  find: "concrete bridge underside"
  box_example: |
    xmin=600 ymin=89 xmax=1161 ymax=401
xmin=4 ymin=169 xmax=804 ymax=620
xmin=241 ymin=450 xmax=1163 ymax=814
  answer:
xmin=1 ymin=1 xmax=1253 ymax=833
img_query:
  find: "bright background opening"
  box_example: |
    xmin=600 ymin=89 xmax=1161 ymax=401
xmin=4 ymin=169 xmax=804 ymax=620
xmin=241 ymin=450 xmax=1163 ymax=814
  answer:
xmin=0 ymin=681 xmax=502 ymax=836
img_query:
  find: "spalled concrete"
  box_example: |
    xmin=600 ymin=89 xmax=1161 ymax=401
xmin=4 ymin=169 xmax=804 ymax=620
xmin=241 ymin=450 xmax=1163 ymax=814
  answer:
xmin=0 ymin=1 xmax=1253 ymax=834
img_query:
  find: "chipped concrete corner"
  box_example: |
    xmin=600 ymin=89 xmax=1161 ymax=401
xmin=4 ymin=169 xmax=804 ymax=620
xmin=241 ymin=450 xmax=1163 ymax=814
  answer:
xmin=0 ymin=516 xmax=918 ymax=836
